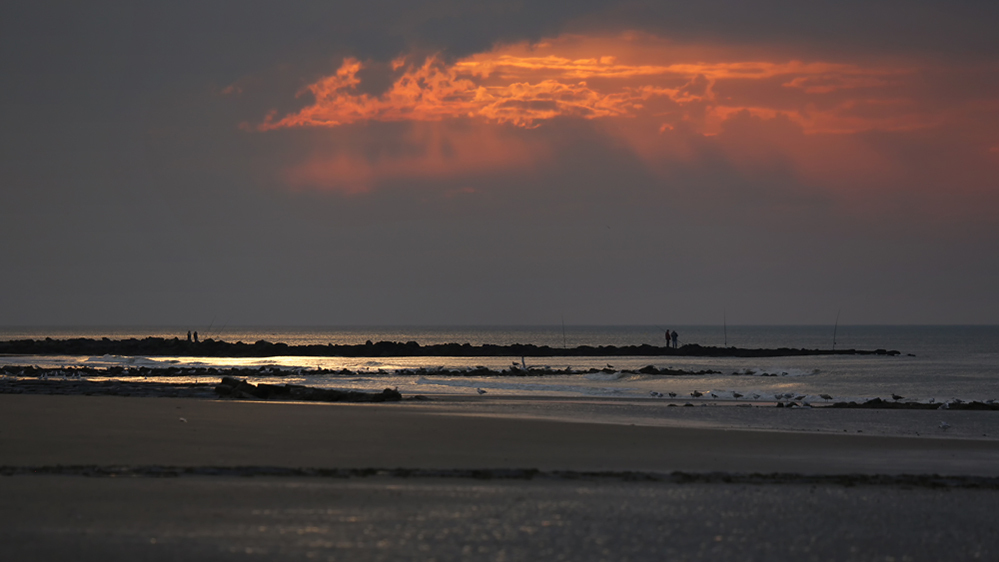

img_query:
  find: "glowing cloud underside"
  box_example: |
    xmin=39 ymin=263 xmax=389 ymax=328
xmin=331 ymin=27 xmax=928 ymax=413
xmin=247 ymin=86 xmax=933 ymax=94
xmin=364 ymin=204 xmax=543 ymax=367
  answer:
xmin=258 ymin=34 xmax=927 ymax=135
xmin=252 ymin=34 xmax=998 ymax=197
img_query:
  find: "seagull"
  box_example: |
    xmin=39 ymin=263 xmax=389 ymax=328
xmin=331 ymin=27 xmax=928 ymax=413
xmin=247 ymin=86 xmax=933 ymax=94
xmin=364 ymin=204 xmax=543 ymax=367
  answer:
xmin=752 ymin=394 xmax=760 ymax=399
xmin=179 ymin=417 xmax=188 ymax=423
xmin=820 ymin=394 xmax=833 ymax=400
xmin=668 ymin=392 xmax=677 ymax=398
xmin=732 ymin=392 xmax=743 ymax=399
xmin=939 ymin=421 xmax=951 ymax=430
xmin=710 ymin=393 xmax=718 ymax=398
xmin=476 ymin=388 xmax=487 ymax=395
xmin=892 ymin=393 xmax=904 ymax=401
xmin=794 ymin=395 xmax=806 ymax=401
xmin=690 ymin=390 xmax=703 ymax=398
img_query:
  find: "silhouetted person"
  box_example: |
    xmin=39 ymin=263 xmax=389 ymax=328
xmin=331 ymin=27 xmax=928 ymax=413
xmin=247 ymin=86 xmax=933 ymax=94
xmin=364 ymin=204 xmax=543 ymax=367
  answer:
xmin=664 ymin=329 xmax=671 ymax=347
xmin=193 ymin=331 xmax=199 ymax=343
xmin=671 ymin=330 xmax=678 ymax=349
xmin=186 ymin=331 xmax=192 ymax=343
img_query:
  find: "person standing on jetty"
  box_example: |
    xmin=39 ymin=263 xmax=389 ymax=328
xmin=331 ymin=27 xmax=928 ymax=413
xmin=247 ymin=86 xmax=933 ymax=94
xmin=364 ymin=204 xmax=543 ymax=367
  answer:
xmin=186 ymin=331 xmax=192 ymax=343
xmin=193 ymin=331 xmax=199 ymax=343
xmin=671 ymin=330 xmax=678 ymax=348
xmin=664 ymin=329 xmax=671 ymax=348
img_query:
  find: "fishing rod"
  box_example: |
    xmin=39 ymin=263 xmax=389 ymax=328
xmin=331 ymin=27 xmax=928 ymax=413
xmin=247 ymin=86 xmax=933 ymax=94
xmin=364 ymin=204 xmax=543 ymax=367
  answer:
xmin=213 ymin=319 xmax=229 ymax=341
xmin=654 ymin=325 xmax=670 ymax=346
xmin=832 ymin=309 xmax=841 ymax=351
xmin=561 ymin=315 xmax=567 ymax=349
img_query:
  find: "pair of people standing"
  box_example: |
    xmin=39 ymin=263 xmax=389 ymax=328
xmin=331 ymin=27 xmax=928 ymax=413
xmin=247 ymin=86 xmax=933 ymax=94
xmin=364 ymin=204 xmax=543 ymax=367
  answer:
xmin=186 ymin=330 xmax=199 ymax=343
xmin=665 ymin=329 xmax=678 ymax=349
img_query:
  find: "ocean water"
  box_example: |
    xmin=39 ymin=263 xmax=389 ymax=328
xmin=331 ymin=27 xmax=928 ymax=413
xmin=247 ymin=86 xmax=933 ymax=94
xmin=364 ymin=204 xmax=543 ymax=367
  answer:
xmin=2 ymin=325 xmax=998 ymax=404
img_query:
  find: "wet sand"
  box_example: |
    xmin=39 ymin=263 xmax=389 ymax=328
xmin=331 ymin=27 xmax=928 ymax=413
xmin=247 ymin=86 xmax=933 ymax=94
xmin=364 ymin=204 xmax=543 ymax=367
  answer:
xmin=3 ymin=394 xmax=998 ymax=561
xmin=4 ymin=476 xmax=997 ymax=562
xmin=3 ymin=394 xmax=998 ymax=475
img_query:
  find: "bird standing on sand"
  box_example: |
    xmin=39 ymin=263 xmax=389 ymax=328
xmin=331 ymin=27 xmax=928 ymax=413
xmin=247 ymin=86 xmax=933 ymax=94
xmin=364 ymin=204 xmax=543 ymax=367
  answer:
xmin=820 ymin=394 xmax=833 ymax=400
xmin=668 ymin=392 xmax=677 ymax=398
xmin=476 ymin=388 xmax=487 ymax=395
xmin=691 ymin=390 xmax=703 ymax=397
xmin=939 ymin=421 xmax=951 ymax=430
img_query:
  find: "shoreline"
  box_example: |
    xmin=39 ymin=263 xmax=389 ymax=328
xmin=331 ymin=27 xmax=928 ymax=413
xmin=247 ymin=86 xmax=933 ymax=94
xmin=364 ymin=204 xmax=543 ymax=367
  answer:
xmin=3 ymin=370 xmax=997 ymax=412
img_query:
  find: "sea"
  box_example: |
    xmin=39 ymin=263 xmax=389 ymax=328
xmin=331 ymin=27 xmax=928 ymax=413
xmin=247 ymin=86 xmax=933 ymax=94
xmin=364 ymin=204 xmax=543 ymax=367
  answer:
xmin=1 ymin=325 xmax=997 ymax=405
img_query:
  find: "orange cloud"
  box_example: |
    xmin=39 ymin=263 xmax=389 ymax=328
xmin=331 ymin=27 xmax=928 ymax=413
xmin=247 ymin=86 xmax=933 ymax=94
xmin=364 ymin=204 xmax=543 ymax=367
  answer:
xmin=281 ymin=121 xmax=549 ymax=193
xmin=258 ymin=56 xmax=639 ymax=130
xmin=259 ymin=34 xmax=928 ymax=135
xmin=254 ymin=33 xmax=998 ymax=201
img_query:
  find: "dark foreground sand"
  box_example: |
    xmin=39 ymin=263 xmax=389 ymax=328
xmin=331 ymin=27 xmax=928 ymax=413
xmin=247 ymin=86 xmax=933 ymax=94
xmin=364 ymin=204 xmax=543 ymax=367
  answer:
xmin=2 ymin=394 xmax=998 ymax=561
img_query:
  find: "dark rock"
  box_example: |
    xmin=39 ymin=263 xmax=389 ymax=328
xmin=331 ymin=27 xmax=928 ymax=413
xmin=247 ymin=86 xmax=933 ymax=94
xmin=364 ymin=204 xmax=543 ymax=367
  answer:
xmin=214 ymin=378 xmax=402 ymax=403
xmin=0 ymin=337 xmax=904 ymax=358
xmin=829 ymin=399 xmax=999 ymax=411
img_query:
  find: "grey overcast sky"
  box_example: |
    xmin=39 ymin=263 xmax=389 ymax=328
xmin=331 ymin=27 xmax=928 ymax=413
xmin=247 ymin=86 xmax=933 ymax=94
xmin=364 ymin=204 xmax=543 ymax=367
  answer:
xmin=2 ymin=1 xmax=998 ymax=326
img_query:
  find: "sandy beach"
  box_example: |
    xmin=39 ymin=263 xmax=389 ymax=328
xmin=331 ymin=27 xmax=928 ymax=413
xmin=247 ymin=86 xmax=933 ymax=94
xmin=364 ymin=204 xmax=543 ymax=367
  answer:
xmin=3 ymin=394 xmax=999 ymax=475
xmin=3 ymin=393 xmax=999 ymax=560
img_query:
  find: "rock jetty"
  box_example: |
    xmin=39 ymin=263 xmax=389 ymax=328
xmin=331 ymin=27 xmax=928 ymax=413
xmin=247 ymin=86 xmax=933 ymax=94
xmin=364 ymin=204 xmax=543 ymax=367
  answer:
xmin=0 ymin=337 xmax=903 ymax=358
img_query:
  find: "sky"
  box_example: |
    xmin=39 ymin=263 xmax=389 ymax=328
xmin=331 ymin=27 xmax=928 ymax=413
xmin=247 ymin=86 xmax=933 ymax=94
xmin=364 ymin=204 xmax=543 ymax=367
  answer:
xmin=2 ymin=0 xmax=998 ymax=326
